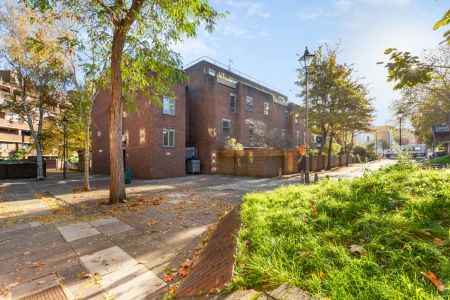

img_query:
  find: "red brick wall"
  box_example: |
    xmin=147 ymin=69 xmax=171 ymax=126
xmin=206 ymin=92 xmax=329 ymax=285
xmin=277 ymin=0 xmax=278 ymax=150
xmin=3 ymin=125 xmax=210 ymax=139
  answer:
xmin=92 ymin=85 xmax=186 ymax=179
xmin=185 ymin=60 xmax=305 ymax=173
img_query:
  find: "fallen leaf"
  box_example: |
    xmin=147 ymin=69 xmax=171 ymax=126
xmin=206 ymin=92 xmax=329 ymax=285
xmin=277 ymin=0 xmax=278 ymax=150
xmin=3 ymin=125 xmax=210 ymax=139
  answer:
xmin=180 ymin=259 xmax=193 ymax=269
xmin=432 ymin=238 xmax=444 ymax=246
xmin=300 ymin=248 xmax=310 ymax=255
xmin=421 ymin=271 xmax=445 ymax=292
xmin=178 ymin=268 xmax=189 ymax=278
xmin=350 ymin=244 xmax=367 ymax=254
xmin=32 ymin=261 xmax=44 ymax=268
xmin=311 ymin=208 xmax=318 ymax=215
xmin=164 ymin=274 xmax=174 ymax=283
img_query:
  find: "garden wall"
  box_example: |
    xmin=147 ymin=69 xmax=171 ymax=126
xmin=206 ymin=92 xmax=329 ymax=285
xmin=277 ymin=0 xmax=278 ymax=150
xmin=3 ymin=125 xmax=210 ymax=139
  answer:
xmin=213 ymin=150 xmax=354 ymax=178
xmin=0 ymin=160 xmax=47 ymax=179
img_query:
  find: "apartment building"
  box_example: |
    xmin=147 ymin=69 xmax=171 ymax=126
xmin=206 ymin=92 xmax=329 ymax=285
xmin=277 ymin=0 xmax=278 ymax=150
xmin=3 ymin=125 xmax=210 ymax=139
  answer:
xmin=91 ymin=86 xmax=186 ymax=179
xmin=0 ymin=71 xmax=33 ymax=158
xmin=185 ymin=59 xmax=305 ymax=173
xmin=91 ymin=58 xmax=306 ymax=179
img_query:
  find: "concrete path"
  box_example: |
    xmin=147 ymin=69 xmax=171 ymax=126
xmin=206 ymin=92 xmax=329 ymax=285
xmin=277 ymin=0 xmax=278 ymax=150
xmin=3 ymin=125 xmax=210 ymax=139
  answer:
xmin=0 ymin=160 xmax=394 ymax=299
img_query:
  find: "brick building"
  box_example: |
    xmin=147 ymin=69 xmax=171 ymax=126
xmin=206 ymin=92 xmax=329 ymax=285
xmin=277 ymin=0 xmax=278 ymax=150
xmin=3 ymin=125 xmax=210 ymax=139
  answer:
xmin=0 ymin=71 xmax=36 ymax=157
xmin=91 ymin=58 xmax=306 ymax=179
xmin=185 ymin=59 xmax=305 ymax=173
xmin=92 ymin=86 xmax=186 ymax=179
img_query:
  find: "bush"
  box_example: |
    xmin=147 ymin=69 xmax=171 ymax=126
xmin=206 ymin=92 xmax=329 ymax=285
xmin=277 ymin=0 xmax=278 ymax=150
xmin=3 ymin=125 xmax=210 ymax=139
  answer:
xmin=428 ymin=154 xmax=450 ymax=165
xmin=230 ymin=165 xmax=450 ymax=299
xmin=224 ymin=136 xmax=244 ymax=151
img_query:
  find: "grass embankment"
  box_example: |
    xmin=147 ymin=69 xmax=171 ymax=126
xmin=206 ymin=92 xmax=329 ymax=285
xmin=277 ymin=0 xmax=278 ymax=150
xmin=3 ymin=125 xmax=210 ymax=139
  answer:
xmin=428 ymin=155 xmax=450 ymax=165
xmin=231 ymin=163 xmax=450 ymax=299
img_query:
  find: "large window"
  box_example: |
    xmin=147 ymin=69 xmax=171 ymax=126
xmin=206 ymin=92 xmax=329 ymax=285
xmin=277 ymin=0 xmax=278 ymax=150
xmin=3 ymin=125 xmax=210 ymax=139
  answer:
xmin=264 ymin=101 xmax=270 ymax=115
xmin=284 ymin=110 xmax=290 ymax=122
xmin=246 ymin=96 xmax=253 ymax=112
xmin=230 ymin=94 xmax=237 ymax=113
xmin=248 ymin=124 xmax=255 ymax=143
xmin=162 ymin=96 xmax=176 ymax=115
xmin=163 ymin=129 xmax=175 ymax=147
xmin=222 ymin=119 xmax=231 ymax=135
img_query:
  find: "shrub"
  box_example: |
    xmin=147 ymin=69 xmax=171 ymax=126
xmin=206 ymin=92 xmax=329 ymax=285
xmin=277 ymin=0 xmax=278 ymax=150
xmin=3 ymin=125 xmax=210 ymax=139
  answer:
xmin=224 ymin=136 xmax=244 ymax=151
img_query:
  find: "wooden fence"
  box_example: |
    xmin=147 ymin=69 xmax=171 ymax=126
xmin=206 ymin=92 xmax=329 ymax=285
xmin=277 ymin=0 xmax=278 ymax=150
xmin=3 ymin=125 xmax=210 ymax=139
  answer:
xmin=212 ymin=149 xmax=354 ymax=178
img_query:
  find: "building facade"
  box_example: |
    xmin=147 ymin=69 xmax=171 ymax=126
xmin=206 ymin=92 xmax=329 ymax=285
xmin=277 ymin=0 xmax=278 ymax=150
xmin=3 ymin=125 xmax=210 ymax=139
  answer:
xmin=0 ymin=71 xmax=33 ymax=158
xmin=185 ymin=59 xmax=305 ymax=173
xmin=91 ymin=58 xmax=306 ymax=179
xmin=91 ymin=86 xmax=186 ymax=179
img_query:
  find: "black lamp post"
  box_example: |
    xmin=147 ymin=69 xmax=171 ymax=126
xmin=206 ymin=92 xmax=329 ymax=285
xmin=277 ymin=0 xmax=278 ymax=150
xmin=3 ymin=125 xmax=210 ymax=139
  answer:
xmin=61 ymin=116 xmax=68 ymax=179
xmin=299 ymin=47 xmax=315 ymax=184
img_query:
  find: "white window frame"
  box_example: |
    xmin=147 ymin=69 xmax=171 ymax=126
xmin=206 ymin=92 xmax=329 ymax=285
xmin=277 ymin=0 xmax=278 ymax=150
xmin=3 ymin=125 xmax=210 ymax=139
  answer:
xmin=222 ymin=119 xmax=231 ymax=134
xmin=264 ymin=101 xmax=270 ymax=115
xmin=284 ymin=110 xmax=290 ymax=122
xmin=163 ymin=129 xmax=175 ymax=147
xmin=162 ymin=96 xmax=176 ymax=116
xmin=230 ymin=93 xmax=237 ymax=113
xmin=246 ymin=96 xmax=253 ymax=112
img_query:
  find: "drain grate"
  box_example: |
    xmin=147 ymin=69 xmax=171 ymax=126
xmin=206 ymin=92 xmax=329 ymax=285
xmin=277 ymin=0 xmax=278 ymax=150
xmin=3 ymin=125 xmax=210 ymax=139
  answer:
xmin=21 ymin=286 xmax=68 ymax=300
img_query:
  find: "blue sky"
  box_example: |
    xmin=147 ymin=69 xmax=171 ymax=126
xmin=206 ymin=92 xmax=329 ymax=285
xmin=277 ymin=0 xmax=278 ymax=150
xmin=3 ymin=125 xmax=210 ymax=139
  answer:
xmin=173 ymin=0 xmax=448 ymax=126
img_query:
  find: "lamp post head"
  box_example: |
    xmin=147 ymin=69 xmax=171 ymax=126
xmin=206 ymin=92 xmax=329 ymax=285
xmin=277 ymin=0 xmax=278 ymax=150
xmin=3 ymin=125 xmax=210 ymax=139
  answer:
xmin=61 ymin=116 xmax=68 ymax=127
xmin=300 ymin=46 xmax=315 ymax=68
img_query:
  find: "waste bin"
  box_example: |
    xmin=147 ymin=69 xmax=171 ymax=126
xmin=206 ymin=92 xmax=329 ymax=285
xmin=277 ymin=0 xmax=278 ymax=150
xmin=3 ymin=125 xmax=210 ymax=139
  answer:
xmin=124 ymin=167 xmax=132 ymax=184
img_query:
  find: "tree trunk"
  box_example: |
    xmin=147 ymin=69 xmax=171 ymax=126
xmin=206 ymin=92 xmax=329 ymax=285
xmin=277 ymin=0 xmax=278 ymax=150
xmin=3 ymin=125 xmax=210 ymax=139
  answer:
xmin=35 ymin=141 xmax=44 ymax=180
xmin=326 ymin=132 xmax=334 ymax=170
xmin=109 ymin=28 xmax=126 ymax=204
xmin=84 ymin=121 xmax=91 ymax=191
xmin=346 ymin=132 xmax=355 ymax=166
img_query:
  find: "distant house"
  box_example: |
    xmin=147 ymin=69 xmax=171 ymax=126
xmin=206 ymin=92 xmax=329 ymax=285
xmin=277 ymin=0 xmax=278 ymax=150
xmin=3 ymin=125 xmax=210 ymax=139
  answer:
xmin=353 ymin=126 xmax=394 ymax=154
xmin=432 ymin=113 xmax=450 ymax=154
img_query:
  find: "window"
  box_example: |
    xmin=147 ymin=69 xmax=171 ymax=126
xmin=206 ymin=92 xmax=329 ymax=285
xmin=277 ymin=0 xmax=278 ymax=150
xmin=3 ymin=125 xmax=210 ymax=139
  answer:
xmin=248 ymin=124 xmax=255 ymax=143
xmin=366 ymin=136 xmax=370 ymax=142
xmin=281 ymin=129 xmax=286 ymax=139
xmin=246 ymin=96 xmax=253 ymax=112
xmin=162 ymin=96 xmax=176 ymax=115
xmin=295 ymin=113 xmax=299 ymax=123
xmin=230 ymin=94 xmax=237 ymax=113
xmin=208 ymin=68 xmax=216 ymax=76
xmin=222 ymin=119 xmax=231 ymax=135
xmin=284 ymin=110 xmax=290 ymax=122
xmin=264 ymin=101 xmax=270 ymax=115
xmin=163 ymin=129 xmax=175 ymax=147
xmin=6 ymin=113 xmax=19 ymax=122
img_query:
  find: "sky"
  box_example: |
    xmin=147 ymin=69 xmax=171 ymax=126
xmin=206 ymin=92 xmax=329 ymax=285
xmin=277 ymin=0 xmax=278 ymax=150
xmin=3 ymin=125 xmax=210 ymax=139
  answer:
xmin=173 ymin=0 xmax=448 ymax=126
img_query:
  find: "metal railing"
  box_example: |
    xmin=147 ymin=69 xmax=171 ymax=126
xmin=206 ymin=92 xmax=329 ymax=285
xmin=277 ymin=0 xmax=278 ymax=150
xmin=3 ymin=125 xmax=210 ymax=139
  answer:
xmin=183 ymin=56 xmax=286 ymax=96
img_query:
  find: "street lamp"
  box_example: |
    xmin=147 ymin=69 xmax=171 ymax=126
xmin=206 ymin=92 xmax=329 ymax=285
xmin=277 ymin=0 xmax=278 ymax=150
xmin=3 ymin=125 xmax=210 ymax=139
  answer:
xmin=299 ymin=46 xmax=315 ymax=184
xmin=61 ymin=116 xmax=68 ymax=179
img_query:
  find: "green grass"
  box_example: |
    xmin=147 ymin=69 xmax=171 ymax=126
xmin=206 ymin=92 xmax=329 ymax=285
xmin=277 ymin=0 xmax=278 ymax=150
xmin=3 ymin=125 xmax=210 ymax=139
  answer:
xmin=428 ymin=155 xmax=450 ymax=165
xmin=230 ymin=163 xmax=450 ymax=299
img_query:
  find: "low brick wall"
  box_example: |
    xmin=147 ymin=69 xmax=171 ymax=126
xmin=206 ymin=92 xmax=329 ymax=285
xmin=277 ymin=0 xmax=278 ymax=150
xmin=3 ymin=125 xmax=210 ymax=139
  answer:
xmin=213 ymin=150 xmax=296 ymax=178
xmin=0 ymin=160 xmax=46 ymax=179
xmin=298 ymin=154 xmax=354 ymax=172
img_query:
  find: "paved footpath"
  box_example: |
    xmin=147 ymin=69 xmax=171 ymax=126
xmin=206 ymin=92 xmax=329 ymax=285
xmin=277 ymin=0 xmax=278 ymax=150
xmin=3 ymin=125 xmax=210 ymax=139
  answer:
xmin=0 ymin=160 xmax=394 ymax=299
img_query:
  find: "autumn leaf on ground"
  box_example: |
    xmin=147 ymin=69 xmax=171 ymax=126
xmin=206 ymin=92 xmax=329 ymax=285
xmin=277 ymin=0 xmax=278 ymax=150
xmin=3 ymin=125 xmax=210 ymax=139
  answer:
xmin=421 ymin=271 xmax=445 ymax=292
xmin=432 ymin=238 xmax=444 ymax=246
xmin=164 ymin=274 xmax=174 ymax=283
xmin=350 ymin=244 xmax=367 ymax=254
xmin=178 ymin=268 xmax=189 ymax=278
xmin=32 ymin=261 xmax=44 ymax=268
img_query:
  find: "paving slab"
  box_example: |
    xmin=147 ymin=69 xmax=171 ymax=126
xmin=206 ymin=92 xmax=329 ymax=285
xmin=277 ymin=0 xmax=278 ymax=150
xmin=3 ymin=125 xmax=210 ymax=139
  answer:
xmin=90 ymin=217 xmax=134 ymax=236
xmin=79 ymin=246 xmax=137 ymax=276
xmin=10 ymin=272 xmax=61 ymax=299
xmin=57 ymin=222 xmax=101 ymax=242
xmin=101 ymin=263 xmax=165 ymax=300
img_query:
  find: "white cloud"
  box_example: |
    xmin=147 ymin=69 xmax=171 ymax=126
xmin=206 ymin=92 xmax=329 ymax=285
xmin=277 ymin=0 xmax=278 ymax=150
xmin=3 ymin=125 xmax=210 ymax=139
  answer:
xmin=226 ymin=1 xmax=271 ymax=19
xmin=296 ymin=7 xmax=336 ymax=21
xmin=221 ymin=24 xmax=254 ymax=39
xmin=172 ymin=38 xmax=217 ymax=64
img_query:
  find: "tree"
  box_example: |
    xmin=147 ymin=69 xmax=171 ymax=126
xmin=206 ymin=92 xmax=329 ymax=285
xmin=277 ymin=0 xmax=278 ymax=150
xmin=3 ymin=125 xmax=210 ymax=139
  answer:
xmin=0 ymin=3 xmax=70 ymax=180
xmin=296 ymin=45 xmax=373 ymax=169
xmin=223 ymin=137 xmax=243 ymax=151
xmin=26 ymin=0 xmax=222 ymax=203
xmin=390 ymin=46 xmax=450 ymax=144
xmin=245 ymin=119 xmax=292 ymax=150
